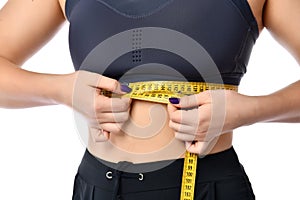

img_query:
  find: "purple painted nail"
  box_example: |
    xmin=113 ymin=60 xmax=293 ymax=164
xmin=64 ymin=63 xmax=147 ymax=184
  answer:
xmin=121 ymin=84 xmax=132 ymax=93
xmin=169 ymin=97 xmax=180 ymax=104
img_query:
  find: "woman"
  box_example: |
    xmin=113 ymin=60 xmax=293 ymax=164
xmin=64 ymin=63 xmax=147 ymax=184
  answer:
xmin=0 ymin=0 xmax=299 ymax=199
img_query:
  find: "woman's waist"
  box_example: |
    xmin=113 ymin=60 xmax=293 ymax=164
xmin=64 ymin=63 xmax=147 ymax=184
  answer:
xmin=88 ymin=100 xmax=233 ymax=163
xmin=89 ymin=99 xmax=186 ymax=162
xmin=88 ymin=134 xmax=233 ymax=164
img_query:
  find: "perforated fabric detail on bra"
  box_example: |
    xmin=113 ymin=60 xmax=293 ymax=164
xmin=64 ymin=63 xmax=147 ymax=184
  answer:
xmin=66 ymin=0 xmax=259 ymax=85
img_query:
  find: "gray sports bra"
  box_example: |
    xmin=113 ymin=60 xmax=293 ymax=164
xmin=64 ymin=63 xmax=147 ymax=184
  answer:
xmin=65 ymin=0 xmax=259 ymax=85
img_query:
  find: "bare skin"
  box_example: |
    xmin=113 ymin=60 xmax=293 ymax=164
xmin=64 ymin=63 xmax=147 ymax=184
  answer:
xmin=0 ymin=0 xmax=299 ymax=163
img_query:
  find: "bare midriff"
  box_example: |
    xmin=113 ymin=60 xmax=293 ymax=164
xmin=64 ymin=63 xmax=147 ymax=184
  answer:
xmin=88 ymin=99 xmax=233 ymax=163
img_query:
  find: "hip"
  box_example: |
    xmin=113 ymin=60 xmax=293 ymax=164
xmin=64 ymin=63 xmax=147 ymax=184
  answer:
xmin=72 ymin=147 xmax=255 ymax=200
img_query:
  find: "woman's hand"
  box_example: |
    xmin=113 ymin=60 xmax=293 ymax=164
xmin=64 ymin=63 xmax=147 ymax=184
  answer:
xmin=64 ymin=70 xmax=132 ymax=142
xmin=167 ymin=90 xmax=258 ymax=155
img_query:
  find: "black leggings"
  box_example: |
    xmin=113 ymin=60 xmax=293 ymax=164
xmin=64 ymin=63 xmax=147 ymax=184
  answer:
xmin=72 ymin=147 xmax=255 ymax=200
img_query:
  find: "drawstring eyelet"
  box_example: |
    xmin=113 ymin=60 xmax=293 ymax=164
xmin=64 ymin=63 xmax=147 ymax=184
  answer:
xmin=138 ymin=173 xmax=144 ymax=181
xmin=106 ymin=171 xmax=113 ymax=179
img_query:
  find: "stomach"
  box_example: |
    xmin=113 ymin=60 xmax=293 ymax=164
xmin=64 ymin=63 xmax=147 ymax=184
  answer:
xmin=87 ymin=99 xmax=233 ymax=163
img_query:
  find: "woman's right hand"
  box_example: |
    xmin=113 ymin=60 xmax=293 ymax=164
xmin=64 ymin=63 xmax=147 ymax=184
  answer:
xmin=65 ymin=70 xmax=132 ymax=142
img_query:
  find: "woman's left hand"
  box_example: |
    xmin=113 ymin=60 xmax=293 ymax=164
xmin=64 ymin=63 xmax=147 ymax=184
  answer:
xmin=167 ymin=90 xmax=258 ymax=155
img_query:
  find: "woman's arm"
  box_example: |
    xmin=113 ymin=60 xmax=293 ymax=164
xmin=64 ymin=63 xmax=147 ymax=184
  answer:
xmin=167 ymin=0 xmax=300 ymax=154
xmin=0 ymin=0 xmax=132 ymax=139
xmin=0 ymin=0 xmax=70 ymax=108
xmin=252 ymin=0 xmax=300 ymax=123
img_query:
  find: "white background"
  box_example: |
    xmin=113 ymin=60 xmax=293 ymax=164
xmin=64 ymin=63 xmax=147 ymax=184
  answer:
xmin=0 ymin=1 xmax=299 ymax=199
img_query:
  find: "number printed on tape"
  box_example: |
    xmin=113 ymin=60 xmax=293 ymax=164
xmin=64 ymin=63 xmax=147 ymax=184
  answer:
xmin=101 ymin=81 xmax=238 ymax=200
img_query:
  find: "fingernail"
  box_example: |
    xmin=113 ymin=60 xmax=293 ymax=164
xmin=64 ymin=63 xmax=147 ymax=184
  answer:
xmin=121 ymin=84 xmax=132 ymax=93
xmin=169 ymin=97 xmax=180 ymax=104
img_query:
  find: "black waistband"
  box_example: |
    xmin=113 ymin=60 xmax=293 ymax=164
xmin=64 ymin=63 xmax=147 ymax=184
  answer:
xmin=77 ymin=147 xmax=245 ymax=193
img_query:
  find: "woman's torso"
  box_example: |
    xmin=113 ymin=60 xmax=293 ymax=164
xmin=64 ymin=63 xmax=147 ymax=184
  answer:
xmin=59 ymin=0 xmax=265 ymax=163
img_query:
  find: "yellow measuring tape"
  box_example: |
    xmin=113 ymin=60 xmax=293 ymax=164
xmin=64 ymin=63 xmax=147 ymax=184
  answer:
xmin=102 ymin=81 xmax=238 ymax=200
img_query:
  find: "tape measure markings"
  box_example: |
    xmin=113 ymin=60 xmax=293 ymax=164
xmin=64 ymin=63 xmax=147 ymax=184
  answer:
xmin=101 ymin=81 xmax=238 ymax=200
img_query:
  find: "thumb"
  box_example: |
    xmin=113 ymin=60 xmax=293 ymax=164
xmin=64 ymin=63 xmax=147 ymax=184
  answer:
xmin=97 ymin=76 xmax=132 ymax=94
xmin=169 ymin=92 xmax=209 ymax=109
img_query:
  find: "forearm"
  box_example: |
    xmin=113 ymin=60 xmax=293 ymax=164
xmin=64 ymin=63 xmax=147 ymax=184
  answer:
xmin=0 ymin=57 xmax=73 ymax=108
xmin=251 ymin=80 xmax=300 ymax=123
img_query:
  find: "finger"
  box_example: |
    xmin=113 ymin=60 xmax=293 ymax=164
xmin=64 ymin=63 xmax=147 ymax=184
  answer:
xmin=169 ymin=107 xmax=200 ymax=125
xmin=186 ymin=137 xmax=219 ymax=156
xmin=100 ymin=122 xmax=125 ymax=133
xmin=185 ymin=141 xmax=212 ymax=156
xmin=169 ymin=120 xmax=196 ymax=134
xmin=97 ymin=111 xmax=130 ymax=123
xmin=169 ymin=91 xmax=210 ymax=109
xmin=102 ymin=130 xmax=110 ymax=140
xmin=89 ymin=127 xmax=109 ymax=142
xmin=185 ymin=141 xmax=207 ymax=155
xmin=167 ymin=103 xmax=178 ymax=115
xmin=97 ymin=76 xmax=132 ymax=94
xmin=95 ymin=97 xmax=131 ymax=112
